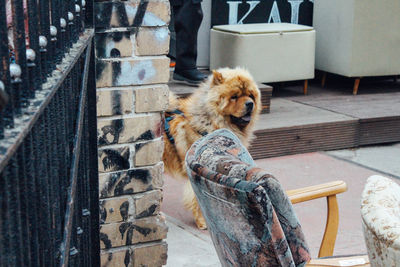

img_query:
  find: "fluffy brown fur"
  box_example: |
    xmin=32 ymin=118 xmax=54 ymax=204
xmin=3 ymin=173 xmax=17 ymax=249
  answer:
xmin=163 ymin=68 xmax=261 ymax=229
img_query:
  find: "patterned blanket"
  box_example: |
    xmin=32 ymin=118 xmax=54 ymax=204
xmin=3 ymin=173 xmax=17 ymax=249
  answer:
xmin=185 ymin=129 xmax=311 ymax=267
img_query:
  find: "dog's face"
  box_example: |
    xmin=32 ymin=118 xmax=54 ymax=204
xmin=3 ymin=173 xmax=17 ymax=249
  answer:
xmin=208 ymin=68 xmax=261 ymax=131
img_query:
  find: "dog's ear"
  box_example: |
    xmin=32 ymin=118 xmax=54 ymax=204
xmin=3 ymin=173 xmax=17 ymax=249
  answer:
xmin=212 ymin=70 xmax=224 ymax=85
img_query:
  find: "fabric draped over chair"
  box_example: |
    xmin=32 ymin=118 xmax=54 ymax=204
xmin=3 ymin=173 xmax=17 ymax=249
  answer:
xmin=361 ymin=175 xmax=400 ymax=266
xmin=185 ymin=129 xmax=311 ymax=267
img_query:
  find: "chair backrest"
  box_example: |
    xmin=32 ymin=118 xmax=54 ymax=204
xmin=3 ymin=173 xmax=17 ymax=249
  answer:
xmin=185 ymin=129 xmax=311 ymax=267
xmin=361 ymin=175 xmax=400 ymax=267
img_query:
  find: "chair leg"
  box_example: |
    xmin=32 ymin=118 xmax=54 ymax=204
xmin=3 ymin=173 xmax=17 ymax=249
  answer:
xmin=318 ymin=195 xmax=339 ymax=258
xmin=353 ymin=78 xmax=361 ymax=95
xmin=321 ymin=72 xmax=327 ymax=87
xmin=303 ymin=80 xmax=308 ymax=95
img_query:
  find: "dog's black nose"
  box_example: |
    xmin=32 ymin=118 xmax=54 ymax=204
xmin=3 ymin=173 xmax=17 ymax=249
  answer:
xmin=245 ymin=101 xmax=254 ymax=113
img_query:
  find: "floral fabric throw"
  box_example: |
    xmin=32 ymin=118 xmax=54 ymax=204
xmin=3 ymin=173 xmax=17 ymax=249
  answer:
xmin=185 ymin=129 xmax=311 ymax=267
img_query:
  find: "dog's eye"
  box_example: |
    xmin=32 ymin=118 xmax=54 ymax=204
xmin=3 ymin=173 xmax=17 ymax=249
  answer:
xmin=231 ymin=95 xmax=238 ymax=100
xmin=249 ymin=94 xmax=255 ymax=100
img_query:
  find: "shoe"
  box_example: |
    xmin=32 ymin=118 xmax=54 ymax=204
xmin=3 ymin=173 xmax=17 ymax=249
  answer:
xmin=173 ymin=69 xmax=207 ymax=85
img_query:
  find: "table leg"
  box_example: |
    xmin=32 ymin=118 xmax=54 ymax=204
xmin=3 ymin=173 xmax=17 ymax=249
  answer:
xmin=353 ymin=78 xmax=361 ymax=95
xmin=303 ymin=79 xmax=308 ymax=95
xmin=321 ymin=72 xmax=327 ymax=87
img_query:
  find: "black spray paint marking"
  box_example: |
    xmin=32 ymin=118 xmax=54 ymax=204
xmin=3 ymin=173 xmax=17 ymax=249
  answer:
xmin=111 ymin=61 xmax=121 ymax=87
xmin=110 ymin=48 xmax=121 ymax=58
xmin=101 ymin=172 xmax=121 ymax=198
xmin=98 ymin=119 xmax=124 ymax=145
xmin=111 ymin=90 xmax=122 ymax=115
xmin=136 ymin=204 xmax=157 ymax=218
xmin=95 ymin=2 xmax=113 ymax=29
xmin=119 ymin=222 xmax=135 ymax=246
xmin=96 ymin=0 xmax=149 ymax=82
xmin=113 ymin=174 xmax=134 ymax=196
xmin=120 ymin=201 xmax=129 ymax=221
xmin=136 ymin=129 xmax=155 ymax=142
xmin=101 ymin=148 xmax=130 ymax=171
xmin=96 ymin=60 xmax=107 ymax=83
xmin=124 ymin=250 xmax=131 ymax=267
xmin=134 ymin=225 xmax=152 ymax=236
xmin=95 ymin=31 xmax=131 ymax=58
xmin=100 ymin=202 xmax=107 ymax=223
xmin=130 ymin=168 xmax=151 ymax=183
xmin=133 ymin=1 xmax=149 ymax=27
xmin=135 ymin=142 xmax=146 ymax=152
xmin=100 ymin=232 xmax=113 ymax=249
xmin=119 ymin=222 xmax=131 ymax=239
xmin=116 ymin=2 xmax=130 ymax=26
xmin=115 ymin=168 xmax=152 ymax=195
xmin=100 ymin=168 xmax=152 ymax=198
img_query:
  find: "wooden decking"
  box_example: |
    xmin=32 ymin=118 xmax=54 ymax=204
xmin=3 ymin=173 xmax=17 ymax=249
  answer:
xmin=169 ymin=77 xmax=400 ymax=159
xmin=295 ymin=93 xmax=400 ymax=146
xmin=249 ymin=99 xmax=359 ymax=159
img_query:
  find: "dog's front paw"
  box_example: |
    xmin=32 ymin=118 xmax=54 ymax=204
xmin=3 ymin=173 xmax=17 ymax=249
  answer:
xmin=195 ymin=217 xmax=207 ymax=230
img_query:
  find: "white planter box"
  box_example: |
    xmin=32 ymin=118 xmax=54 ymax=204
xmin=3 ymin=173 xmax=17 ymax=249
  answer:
xmin=210 ymin=23 xmax=315 ymax=83
xmin=313 ymin=0 xmax=400 ymax=77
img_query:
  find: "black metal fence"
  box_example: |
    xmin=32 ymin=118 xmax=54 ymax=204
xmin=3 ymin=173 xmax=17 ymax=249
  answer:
xmin=0 ymin=0 xmax=100 ymax=266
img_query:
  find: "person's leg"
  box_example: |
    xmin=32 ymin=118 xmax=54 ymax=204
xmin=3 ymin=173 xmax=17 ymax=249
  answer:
xmin=172 ymin=1 xmax=207 ymax=84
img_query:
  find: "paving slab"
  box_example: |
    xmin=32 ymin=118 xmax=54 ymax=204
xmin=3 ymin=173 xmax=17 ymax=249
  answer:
xmin=162 ymin=174 xmax=200 ymax=229
xmin=165 ymin=215 xmax=220 ymax=267
xmin=327 ymin=143 xmax=400 ymax=178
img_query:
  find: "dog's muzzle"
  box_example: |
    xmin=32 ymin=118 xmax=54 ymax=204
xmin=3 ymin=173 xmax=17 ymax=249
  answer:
xmin=230 ymin=100 xmax=254 ymax=128
xmin=245 ymin=101 xmax=254 ymax=114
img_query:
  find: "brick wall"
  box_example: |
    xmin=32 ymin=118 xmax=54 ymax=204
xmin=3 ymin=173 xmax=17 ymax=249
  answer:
xmin=94 ymin=0 xmax=170 ymax=266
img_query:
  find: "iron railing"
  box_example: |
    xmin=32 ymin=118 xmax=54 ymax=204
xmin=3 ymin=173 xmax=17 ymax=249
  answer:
xmin=0 ymin=0 xmax=99 ymax=266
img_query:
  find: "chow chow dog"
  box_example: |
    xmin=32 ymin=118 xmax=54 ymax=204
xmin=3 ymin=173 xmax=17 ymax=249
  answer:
xmin=163 ymin=67 xmax=261 ymax=229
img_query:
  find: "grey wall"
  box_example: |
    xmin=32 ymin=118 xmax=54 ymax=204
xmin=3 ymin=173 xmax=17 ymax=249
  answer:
xmin=197 ymin=0 xmax=212 ymax=68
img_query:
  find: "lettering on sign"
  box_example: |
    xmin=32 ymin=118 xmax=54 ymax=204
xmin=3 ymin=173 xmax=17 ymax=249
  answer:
xmin=212 ymin=0 xmax=313 ymax=26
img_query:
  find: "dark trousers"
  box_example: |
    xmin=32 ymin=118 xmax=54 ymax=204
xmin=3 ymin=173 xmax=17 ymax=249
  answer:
xmin=171 ymin=1 xmax=203 ymax=71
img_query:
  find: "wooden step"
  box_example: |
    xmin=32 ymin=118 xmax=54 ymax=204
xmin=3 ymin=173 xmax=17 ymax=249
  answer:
xmin=249 ymin=94 xmax=400 ymax=159
xmin=294 ymin=93 xmax=400 ymax=146
xmin=249 ymin=99 xmax=358 ymax=159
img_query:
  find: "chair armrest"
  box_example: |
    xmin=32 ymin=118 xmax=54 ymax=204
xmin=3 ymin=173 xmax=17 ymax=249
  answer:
xmin=286 ymin=180 xmax=348 ymax=258
xmin=287 ymin=180 xmax=347 ymax=204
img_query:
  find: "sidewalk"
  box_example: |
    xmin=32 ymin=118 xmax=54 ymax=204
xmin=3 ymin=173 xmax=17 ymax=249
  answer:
xmin=162 ymin=143 xmax=400 ymax=266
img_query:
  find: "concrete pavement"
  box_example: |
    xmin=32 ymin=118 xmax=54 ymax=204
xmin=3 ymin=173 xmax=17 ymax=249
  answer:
xmin=164 ymin=215 xmax=220 ymax=267
xmin=162 ymin=143 xmax=400 ymax=266
xmin=327 ymin=142 xmax=400 ymax=179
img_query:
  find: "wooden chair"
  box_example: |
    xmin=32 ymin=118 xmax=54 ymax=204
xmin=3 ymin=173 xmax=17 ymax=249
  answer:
xmin=185 ymin=129 xmax=349 ymax=266
xmin=287 ymin=180 xmax=347 ymax=258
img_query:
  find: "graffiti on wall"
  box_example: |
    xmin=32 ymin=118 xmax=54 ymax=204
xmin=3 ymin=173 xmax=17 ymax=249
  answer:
xmin=95 ymin=0 xmax=169 ymax=88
